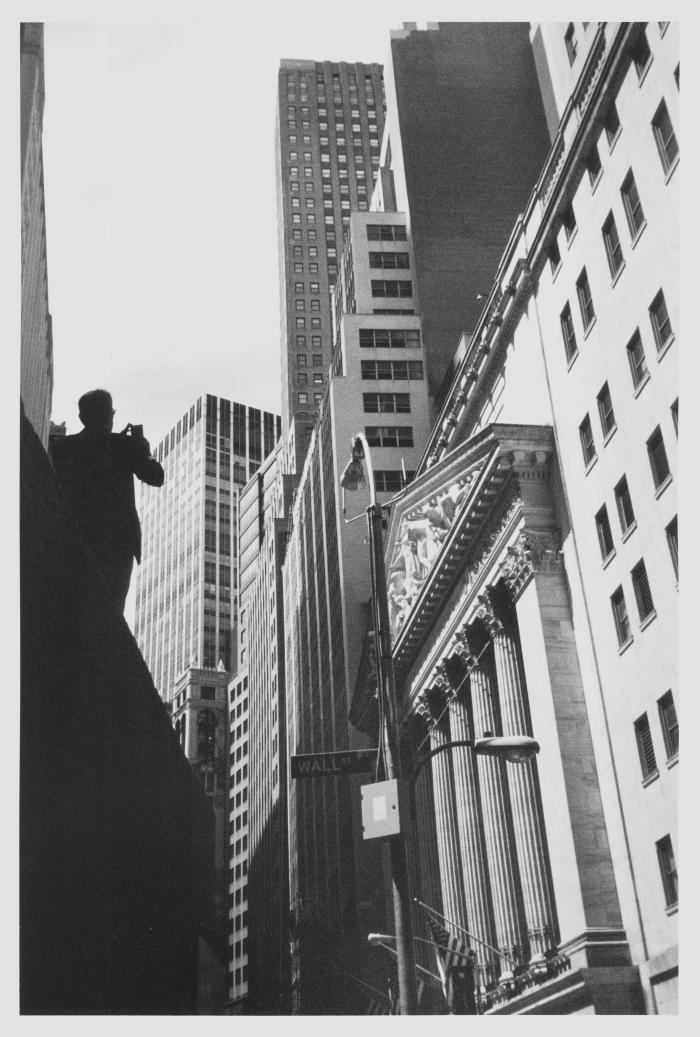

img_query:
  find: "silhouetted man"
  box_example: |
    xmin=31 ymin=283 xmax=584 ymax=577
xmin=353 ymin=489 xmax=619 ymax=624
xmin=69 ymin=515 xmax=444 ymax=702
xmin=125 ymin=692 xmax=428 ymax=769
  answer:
xmin=50 ymin=389 xmax=164 ymax=612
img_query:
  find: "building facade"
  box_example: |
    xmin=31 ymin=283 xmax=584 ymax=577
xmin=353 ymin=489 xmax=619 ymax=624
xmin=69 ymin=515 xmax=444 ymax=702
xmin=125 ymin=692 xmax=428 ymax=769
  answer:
xmin=352 ymin=20 xmax=677 ymax=1015
xmin=374 ymin=22 xmax=552 ymax=406
xmin=134 ymin=393 xmax=280 ymax=694
xmin=21 ymin=22 xmax=53 ymax=449
xmin=276 ymin=59 xmax=386 ymax=472
xmin=228 ymin=442 xmax=296 ymax=1012
xmin=281 ymin=208 xmax=433 ymax=1013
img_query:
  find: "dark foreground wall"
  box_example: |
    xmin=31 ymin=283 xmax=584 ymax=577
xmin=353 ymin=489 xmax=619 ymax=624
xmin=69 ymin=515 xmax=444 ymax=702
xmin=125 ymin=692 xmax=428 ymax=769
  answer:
xmin=20 ymin=411 xmax=214 ymax=1014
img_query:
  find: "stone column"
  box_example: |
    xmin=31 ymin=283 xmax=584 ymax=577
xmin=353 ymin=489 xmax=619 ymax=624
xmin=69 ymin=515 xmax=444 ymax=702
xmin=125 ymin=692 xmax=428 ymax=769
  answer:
xmin=438 ymin=657 xmax=498 ymax=990
xmin=415 ymin=690 xmax=469 ymax=935
xmin=477 ymin=588 xmax=558 ymax=967
xmin=457 ymin=629 xmax=526 ymax=980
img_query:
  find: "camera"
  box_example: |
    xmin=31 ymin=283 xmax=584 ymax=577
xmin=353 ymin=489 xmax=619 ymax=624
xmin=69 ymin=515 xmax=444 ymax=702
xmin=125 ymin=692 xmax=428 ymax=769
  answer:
xmin=123 ymin=423 xmax=144 ymax=441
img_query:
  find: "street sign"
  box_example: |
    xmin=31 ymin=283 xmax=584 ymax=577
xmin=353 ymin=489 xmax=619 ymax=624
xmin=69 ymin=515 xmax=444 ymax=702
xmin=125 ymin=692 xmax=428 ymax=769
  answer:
xmin=290 ymin=748 xmax=378 ymax=779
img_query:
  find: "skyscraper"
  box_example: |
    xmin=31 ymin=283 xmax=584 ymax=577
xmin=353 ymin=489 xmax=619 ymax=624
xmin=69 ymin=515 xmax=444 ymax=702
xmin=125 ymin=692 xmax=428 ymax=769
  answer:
xmin=276 ymin=59 xmax=385 ymax=472
xmin=134 ymin=393 xmax=280 ymax=696
xmin=376 ymin=22 xmax=552 ymax=404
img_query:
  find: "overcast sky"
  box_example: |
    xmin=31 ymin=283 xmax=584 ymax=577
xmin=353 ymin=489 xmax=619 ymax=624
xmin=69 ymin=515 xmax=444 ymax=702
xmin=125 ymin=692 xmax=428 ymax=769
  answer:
xmin=40 ymin=9 xmax=411 ymax=446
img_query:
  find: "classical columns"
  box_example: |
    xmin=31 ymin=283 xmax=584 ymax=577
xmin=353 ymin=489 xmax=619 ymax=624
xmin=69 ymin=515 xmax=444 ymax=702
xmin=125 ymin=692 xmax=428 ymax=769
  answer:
xmin=476 ymin=588 xmax=558 ymax=965
xmin=415 ymin=690 xmax=469 ymax=935
xmin=457 ymin=629 xmax=526 ymax=979
xmin=438 ymin=657 xmax=498 ymax=989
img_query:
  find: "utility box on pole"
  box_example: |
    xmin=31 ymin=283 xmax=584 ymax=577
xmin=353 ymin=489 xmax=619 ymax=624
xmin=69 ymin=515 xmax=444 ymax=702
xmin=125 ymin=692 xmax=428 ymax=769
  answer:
xmin=360 ymin=779 xmax=409 ymax=840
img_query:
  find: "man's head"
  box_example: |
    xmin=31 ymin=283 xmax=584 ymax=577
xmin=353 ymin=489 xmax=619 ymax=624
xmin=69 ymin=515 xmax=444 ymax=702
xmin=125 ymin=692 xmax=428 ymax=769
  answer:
xmin=78 ymin=389 xmax=114 ymax=432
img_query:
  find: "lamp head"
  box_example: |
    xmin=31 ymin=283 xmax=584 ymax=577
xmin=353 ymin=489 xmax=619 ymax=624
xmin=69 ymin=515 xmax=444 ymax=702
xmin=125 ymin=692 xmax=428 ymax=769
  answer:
xmin=341 ymin=457 xmax=366 ymax=492
xmin=473 ymin=734 xmax=540 ymax=764
xmin=367 ymin=933 xmax=395 ymax=946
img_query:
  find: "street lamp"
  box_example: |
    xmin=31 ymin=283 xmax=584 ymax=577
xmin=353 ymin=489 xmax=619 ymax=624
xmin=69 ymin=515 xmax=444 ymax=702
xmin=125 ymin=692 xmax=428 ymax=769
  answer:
xmin=341 ymin=432 xmax=418 ymax=1014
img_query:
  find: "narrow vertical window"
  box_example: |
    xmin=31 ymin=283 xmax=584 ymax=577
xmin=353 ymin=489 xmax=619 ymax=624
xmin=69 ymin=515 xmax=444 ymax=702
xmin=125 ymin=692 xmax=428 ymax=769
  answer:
xmin=652 ymin=99 xmax=679 ymax=173
xmin=665 ymin=516 xmax=678 ymax=580
xmin=565 ymin=23 xmax=578 ymax=65
xmin=658 ymin=691 xmax=679 ymax=758
xmin=563 ymin=203 xmax=577 ymax=243
xmin=560 ymin=303 xmax=578 ymax=362
xmin=615 ymin=476 xmax=636 ymax=536
xmin=634 ymin=713 xmax=658 ymax=779
xmin=604 ymin=102 xmax=621 ymax=147
xmin=587 ymin=144 xmax=602 ymax=187
xmin=597 ymin=382 xmax=616 ymax=437
xmin=631 ymin=558 xmax=655 ymax=623
xmin=656 ymin=835 xmax=678 ymax=908
xmin=621 ymin=170 xmax=645 ymax=238
xmin=595 ymin=505 xmax=615 ymax=561
xmin=626 ymin=330 xmax=648 ymax=389
xmin=647 ymin=426 xmax=671 ymax=490
xmin=579 ymin=414 xmax=596 ymax=467
xmin=631 ymin=29 xmax=652 ymax=79
xmin=611 ymin=586 xmax=632 ymax=647
xmin=549 ymin=238 xmax=562 ymax=275
xmin=602 ymin=213 xmax=624 ymax=278
xmin=576 ymin=268 xmax=595 ymax=329
xmin=649 ymin=289 xmax=673 ymax=352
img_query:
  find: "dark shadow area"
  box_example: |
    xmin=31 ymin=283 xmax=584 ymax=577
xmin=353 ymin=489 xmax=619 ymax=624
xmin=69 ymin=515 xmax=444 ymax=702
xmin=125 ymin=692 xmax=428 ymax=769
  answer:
xmin=20 ymin=409 xmax=215 ymax=1014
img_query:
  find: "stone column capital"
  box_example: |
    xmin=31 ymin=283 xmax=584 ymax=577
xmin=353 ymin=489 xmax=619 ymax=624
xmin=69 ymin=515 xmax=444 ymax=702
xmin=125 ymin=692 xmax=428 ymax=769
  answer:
xmin=476 ymin=589 xmax=505 ymax=637
xmin=500 ymin=529 xmax=563 ymax=602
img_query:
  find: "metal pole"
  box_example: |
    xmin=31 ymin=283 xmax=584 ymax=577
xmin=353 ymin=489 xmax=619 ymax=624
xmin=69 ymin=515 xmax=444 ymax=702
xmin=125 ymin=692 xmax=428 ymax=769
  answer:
xmin=366 ymin=496 xmax=418 ymax=1014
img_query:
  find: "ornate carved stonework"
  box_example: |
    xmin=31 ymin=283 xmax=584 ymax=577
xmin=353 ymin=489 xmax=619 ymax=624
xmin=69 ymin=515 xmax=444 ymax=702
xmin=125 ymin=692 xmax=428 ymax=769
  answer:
xmin=475 ymin=590 xmax=504 ymax=637
xmin=387 ymin=462 xmax=486 ymax=640
xmin=500 ymin=529 xmax=563 ymax=601
xmin=414 ymin=692 xmax=435 ymax=728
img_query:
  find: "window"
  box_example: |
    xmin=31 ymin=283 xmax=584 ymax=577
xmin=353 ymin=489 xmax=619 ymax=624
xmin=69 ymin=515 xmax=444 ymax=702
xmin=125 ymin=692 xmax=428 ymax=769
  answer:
xmin=310 ymin=282 xmax=319 ymax=293
xmin=597 ymin=382 xmax=616 ymax=437
xmin=649 ymin=290 xmax=673 ymax=352
xmin=635 ymin=713 xmax=658 ymax=779
xmin=614 ymin=476 xmax=636 ymax=535
xmin=587 ymin=144 xmax=602 ymax=186
xmin=626 ymin=330 xmax=648 ymax=389
xmin=367 ymin=224 xmax=407 ymax=242
xmin=620 ymin=170 xmax=645 ymax=238
xmin=312 ymin=354 xmax=322 ymax=365
xmin=297 ymin=372 xmax=307 ymax=385
xmin=595 ymin=505 xmax=615 ymax=560
xmin=369 ymin=252 xmax=410 ymax=269
xmin=631 ymin=29 xmax=652 ymax=78
xmin=297 ymin=391 xmax=307 ymax=405
xmin=560 ymin=303 xmax=578 ymax=362
xmin=647 ymin=426 xmax=671 ymax=490
xmin=365 ymin=425 xmax=414 ymax=448
xmin=576 ymin=268 xmax=595 ymax=329
xmin=297 ymin=353 xmax=307 ymax=365
xmin=656 ymin=835 xmax=678 ymax=908
xmin=652 ymin=100 xmax=679 ymax=173
xmin=563 ymin=203 xmax=577 ymax=242
xmin=658 ymin=691 xmax=679 ymax=758
xmin=666 ymin=516 xmax=678 ymax=580
xmin=671 ymin=398 xmax=678 ymax=435
xmin=371 ymin=280 xmax=413 ymax=298
xmin=359 ymin=328 xmax=421 ymax=349
xmin=602 ymin=213 xmax=624 ymax=277
xmin=632 ymin=558 xmax=655 ymax=623
xmin=375 ymin=470 xmax=411 ymax=493
xmin=611 ymin=586 xmax=632 ymax=647
xmin=564 ymin=22 xmax=578 ymax=64
xmin=313 ymin=373 xmax=323 ymax=384
xmin=604 ymin=102 xmax=621 ymax=147
xmin=294 ymin=281 xmax=304 ymax=293
xmin=363 ymin=392 xmax=411 ymax=414
xmin=294 ymin=299 xmax=305 ymax=311
xmin=361 ymin=359 xmax=423 ymax=380
xmin=579 ymin=414 xmax=596 ymax=467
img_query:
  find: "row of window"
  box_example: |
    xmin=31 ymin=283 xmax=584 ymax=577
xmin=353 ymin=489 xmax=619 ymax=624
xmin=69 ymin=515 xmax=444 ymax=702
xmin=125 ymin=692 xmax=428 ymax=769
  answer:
xmin=635 ymin=690 xmax=678 ymax=782
xmin=564 ymin=284 xmax=673 ymax=376
xmin=359 ymin=328 xmax=420 ymax=349
xmin=374 ymin=470 xmax=415 ymax=493
xmin=371 ymin=280 xmax=413 ymax=298
xmin=361 ymin=359 xmax=424 ymax=381
xmin=296 ymin=352 xmax=323 ymax=365
xmin=369 ymin=251 xmax=409 ymax=269
xmin=297 ymin=391 xmax=323 ymax=405
xmin=363 ymin=392 xmax=410 ymax=414
xmin=610 ymin=557 xmax=656 ymax=647
xmin=365 ymin=425 xmax=414 ymax=448
xmin=367 ymin=224 xmax=406 ymax=242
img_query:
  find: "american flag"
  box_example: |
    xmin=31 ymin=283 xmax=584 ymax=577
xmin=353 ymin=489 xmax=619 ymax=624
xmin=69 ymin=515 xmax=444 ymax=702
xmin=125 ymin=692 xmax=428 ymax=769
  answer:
xmin=428 ymin=916 xmax=476 ymax=1014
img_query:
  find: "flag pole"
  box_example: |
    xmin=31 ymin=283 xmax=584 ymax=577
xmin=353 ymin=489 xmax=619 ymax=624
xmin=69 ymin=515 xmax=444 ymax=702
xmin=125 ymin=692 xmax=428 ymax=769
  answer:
xmin=414 ymin=897 xmax=518 ymax=968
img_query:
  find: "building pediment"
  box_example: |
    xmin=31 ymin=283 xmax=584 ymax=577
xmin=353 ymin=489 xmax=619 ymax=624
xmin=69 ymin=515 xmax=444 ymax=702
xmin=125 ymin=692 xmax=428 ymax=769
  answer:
xmin=385 ymin=424 xmax=555 ymax=682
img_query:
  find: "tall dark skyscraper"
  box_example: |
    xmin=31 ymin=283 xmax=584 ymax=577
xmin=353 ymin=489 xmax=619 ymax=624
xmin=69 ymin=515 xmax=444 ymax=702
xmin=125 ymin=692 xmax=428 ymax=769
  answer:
xmin=276 ymin=59 xmax=386 ymax=472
